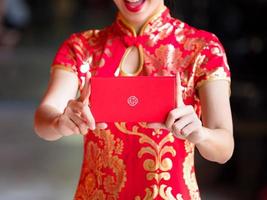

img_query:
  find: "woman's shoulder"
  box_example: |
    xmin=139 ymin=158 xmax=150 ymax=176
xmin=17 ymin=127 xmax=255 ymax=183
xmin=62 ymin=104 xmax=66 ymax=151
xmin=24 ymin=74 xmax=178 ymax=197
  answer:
xmin=63 ymin=26 xmax=112 ymax=47
xmin=172 ymin=17 xmax=222 ymax=45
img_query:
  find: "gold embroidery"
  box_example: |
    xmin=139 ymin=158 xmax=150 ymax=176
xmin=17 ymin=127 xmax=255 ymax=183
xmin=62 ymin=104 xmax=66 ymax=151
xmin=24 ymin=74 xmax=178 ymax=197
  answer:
xmin=152 ymin=128 xmax=163 ymax=138
xmin=193 ymin=54 xmax=206 ymax=77
xmin=210 ymin=40 xmax=230 ymax=71
xmin=183 ymin=140 xmax=200 ymax=200
xmin=144 ymin=20 xmax=173 ymax=46
xmin=84 ymin=29 xmax=113 ymax=70
xmin=115 ymin=122 xmax=183 ymax=199
xmin=195 ymin=68 xmax=231 ymax=89
xmin=99 ymin=57 xmax=105 ymax=68
xmin=174 ymin=22 xmax=187 ymax=43
xmin=82 ymin=30 xmax=94 ymax=39
xmin=104 ymin=48 xmax=113 ymax=58
xmin=144 ymin=44 xmax=183 ymax=75
xmin=134 ymin=185 xmax=184 ymax=200
xmin=74 ymin=128 xmax=126 ymax=200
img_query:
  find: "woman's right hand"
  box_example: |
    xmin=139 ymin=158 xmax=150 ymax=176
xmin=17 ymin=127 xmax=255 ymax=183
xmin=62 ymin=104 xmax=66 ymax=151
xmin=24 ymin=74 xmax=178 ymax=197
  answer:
xmin=55 ymin=72 xmax=107 ymax=136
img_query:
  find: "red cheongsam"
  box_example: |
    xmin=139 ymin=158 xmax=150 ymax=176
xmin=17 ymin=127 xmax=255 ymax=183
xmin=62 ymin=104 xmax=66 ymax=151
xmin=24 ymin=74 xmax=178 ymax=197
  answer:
xmin=51 ymin=6 xmax=231 ymax=200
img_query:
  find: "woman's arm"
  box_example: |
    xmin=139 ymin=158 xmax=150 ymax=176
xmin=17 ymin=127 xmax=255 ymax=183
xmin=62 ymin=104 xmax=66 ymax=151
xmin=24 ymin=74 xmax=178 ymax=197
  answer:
xmin=166 ymin=79 xmax=234 ymax=164
xmin=148 ymin=76 xmax=234 ymax=164
xmin=34 ymin=69 xmax=97 ymax=141
xmin=195 ymin=80 xmax=234 ymax=164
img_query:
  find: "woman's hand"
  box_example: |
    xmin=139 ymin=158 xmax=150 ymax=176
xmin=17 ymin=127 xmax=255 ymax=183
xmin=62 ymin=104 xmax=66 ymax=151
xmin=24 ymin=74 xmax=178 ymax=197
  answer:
xmin=149 ymin=73 xmax=234 ymax=163
xmin=148 ymin=74 xmax=205 ymax=144
xmin=55 ymin=72 xmax=107 ymax=137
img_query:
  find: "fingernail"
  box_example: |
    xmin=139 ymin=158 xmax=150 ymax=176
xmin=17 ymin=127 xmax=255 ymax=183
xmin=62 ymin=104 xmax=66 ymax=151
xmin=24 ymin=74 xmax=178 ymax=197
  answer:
xmin=91 ymin=124 xmax=96 ymax=130
xmin=102 ymin=123 xmax=107 ymax=129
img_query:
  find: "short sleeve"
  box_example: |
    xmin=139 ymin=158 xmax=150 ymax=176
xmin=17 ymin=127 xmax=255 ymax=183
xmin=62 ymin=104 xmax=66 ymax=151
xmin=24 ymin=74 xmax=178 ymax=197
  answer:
xmin=51 ymin=35 xmax=78 ymax=74
xmin=194 ymin=32 xmax=231 ymax=89
xmin=50 ymin=32 xmax=95 ymax=90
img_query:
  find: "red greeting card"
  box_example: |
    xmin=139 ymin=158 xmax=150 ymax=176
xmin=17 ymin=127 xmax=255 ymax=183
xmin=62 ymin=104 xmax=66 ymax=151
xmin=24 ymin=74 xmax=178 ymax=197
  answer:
xmin=90 ymin=76 xmax=176 ymax=122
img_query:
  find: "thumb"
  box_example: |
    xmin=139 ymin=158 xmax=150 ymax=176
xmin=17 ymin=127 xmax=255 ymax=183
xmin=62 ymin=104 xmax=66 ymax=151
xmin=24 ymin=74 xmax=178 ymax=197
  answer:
xmin=79 ymin=72 xmax=91 ymax=104
xmin=176 ymin=72 xmax=185 ymax=107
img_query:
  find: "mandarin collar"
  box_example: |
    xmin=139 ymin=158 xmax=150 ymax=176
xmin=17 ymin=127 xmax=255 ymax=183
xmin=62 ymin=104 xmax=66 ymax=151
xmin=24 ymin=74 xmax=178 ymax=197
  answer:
xmin=115 ymin=6 xmax=171 ymax=37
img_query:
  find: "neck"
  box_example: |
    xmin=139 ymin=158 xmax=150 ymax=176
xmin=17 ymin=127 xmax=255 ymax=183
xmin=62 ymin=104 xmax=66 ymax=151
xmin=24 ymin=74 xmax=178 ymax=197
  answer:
xmin=119 ymin=4 xmax=166 ymax=35
xmin=131 ymin=22 xmax=142 ymax=34
xmin=139 ymin=5 xmax=166 ymax=34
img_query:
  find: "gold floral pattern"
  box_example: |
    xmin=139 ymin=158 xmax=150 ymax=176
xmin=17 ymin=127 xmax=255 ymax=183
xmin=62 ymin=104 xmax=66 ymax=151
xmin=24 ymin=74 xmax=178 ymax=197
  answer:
xmin=183 ymin=140 xmax=200 ymax=200
xmin=74 ymin=128 xmax=127 ymax=200
xmin=144 ymin=44 xmax=183 ymax=75
xmin=115 ymin=122 xmax=184 ymax=199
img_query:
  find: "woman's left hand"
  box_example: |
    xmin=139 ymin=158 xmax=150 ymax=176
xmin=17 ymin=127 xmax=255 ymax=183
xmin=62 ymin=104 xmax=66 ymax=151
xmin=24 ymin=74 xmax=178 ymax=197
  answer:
xmin=148 ymin=74 xmax=206 ymax=144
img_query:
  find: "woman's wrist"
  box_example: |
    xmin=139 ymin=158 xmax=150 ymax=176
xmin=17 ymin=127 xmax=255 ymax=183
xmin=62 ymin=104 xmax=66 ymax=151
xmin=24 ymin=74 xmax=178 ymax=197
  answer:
xmin=50 ymin=114 xmax=64 ymax=139
xmin=192 ymin=126 xmax=210 ymax=145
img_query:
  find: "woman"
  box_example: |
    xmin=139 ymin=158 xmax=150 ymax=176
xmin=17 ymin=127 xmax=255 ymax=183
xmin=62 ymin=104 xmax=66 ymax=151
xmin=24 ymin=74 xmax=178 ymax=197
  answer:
xmin=34 ymin=0 xmax=234 ymax=199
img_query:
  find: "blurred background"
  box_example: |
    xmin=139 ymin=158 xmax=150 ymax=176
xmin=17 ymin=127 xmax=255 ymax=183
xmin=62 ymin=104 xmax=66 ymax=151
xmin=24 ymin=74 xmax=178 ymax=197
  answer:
xmin=0 ymin=0 xmax=267 ymax=199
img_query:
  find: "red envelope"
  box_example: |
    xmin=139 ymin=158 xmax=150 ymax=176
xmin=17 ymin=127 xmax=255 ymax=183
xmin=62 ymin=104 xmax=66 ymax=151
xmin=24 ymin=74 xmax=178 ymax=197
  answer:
xmin=90 ymin=76 xmax=176 ymax=122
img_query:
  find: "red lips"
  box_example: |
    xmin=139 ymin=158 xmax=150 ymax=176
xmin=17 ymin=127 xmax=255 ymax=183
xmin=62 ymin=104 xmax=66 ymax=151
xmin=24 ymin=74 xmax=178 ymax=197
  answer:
xmin=124 ymin=0 xmax=146 ymax=12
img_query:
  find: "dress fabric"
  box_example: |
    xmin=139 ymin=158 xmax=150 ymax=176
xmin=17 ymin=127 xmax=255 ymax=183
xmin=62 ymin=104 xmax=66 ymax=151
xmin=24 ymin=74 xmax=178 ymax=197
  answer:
xmin=51 ymin=6 xmax=230 ymax=200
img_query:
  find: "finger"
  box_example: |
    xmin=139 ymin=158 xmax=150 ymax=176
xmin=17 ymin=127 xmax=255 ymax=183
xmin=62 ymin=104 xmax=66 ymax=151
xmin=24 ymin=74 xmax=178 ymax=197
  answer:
xmin=147 ymin=123 xmax=167 ymax=130
xmin=80 ymin=105 xmax=96 ymax=130
xmin=181 ymin=116 xmax=202 ymax=137
xmin=66 ymin=101 xmax=95 ymax=131
xmin=165 ymin=106 xmax=194 ymax=129
xmin=66 ymin=120 xmax=81 ymax=135
xmin=180 ymin=122 xmax=196 ymax=138
xmin=176 ymin=73 xmax=185 ymax=107
xmin=69 ymin=114 xmax=90 ymax=135
xmin=79 ymin=72 xmax=91 ymax=104
xmin=171 ymin=113 xmax=194 ymax=134
xmin=67 ymin=100 xmax=85 ymax=114
xmin=57 ymin=115 xmax=80 ymax=136
xmin=172 ymin=130 xmax=185 ymax=140
xmin=96 ymin=123 xmax=108 ymax=130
